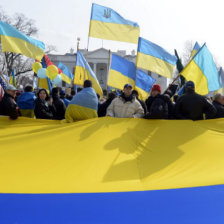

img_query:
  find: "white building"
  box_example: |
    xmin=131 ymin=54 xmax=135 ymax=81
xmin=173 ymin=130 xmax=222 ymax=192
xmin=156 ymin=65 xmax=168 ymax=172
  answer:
xmin=48 ymin=48 xmax=168 ymax=92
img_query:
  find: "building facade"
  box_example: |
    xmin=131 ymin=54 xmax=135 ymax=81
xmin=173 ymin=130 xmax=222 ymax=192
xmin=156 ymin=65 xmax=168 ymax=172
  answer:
xmin=48 ymin=48 xmax=168 ymax=92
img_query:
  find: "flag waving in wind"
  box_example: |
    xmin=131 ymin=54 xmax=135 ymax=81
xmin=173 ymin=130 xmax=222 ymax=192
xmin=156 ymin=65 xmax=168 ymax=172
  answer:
xmin=89 ymin=3 xmax=140 ymax=44
xmin=137 ymin=37 xmax=177 ymax=79
xmin=74 ymin=51 xmax=103 ymax=97
xmin=181 ymin=44 xmax=221 ymax=95
xmin=0 ymin=21 xmax=45 ymax=61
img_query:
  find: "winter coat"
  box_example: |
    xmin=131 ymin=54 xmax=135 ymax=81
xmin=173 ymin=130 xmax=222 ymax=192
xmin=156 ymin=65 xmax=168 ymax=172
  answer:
xmin=213 ymin=101 xmax=224 ymax=118
xmin=98 ymin=98 xmax=114 ymax=117
xmin=137 ymin=98 xmax=147 ymax=115
xmin=0 ymin=93 xmax=19 ymax=120
xmin=34 ymin=98 xmax=56 ymax=119
xmin=52 ymin=95 xmax=66 ymax=120
xmin=106 ymin=94 xmax=144 ymax=118
xmin=175 ymin=89 xmax=216 ymax=120
xmin=145 ymin=94 xmax=173 ymax=119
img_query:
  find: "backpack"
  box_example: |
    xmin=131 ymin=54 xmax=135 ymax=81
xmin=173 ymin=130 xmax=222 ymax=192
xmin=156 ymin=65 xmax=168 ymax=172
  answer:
xmin=149 ymin=97 xmax=168 ymax=119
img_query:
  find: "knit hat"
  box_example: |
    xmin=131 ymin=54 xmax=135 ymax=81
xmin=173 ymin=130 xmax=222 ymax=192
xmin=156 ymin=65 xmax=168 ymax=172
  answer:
xmin=152 ymin=84 xmax=161 ymax=93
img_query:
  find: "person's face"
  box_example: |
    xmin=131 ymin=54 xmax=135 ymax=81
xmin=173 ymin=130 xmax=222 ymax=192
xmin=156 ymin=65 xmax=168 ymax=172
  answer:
xmin=151 ymin=90 xmax=160 ymax=97
xmin=123 ymin=87 xmax=132 ymax=96
xmin=6 ymin=90 xmax=16 ymax=98
xmin=39 ymin=90 xmax=47 ymax=100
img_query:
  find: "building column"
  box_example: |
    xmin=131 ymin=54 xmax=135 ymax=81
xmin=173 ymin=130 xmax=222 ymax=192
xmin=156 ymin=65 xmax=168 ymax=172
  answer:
xmin=93 ymin=63 xmax=97 ymax=75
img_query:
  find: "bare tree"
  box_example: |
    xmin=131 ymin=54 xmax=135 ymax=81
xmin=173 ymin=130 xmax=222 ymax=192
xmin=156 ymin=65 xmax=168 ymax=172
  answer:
xmin=182 ymin=40 xmax=194 ymax=66
xmin=0 ymin=7 xmax=38 ymax=78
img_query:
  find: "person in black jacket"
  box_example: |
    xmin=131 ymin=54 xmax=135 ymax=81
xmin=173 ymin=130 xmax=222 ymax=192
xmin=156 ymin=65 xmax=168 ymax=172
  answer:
xmin=34 ymin=89 xmax=56 ymax=119
xmin=175 ymin=81 xmax=216 ymax=120
xmin=0 ymin=85 xmax=20 ymax=120
xmin=145 ymin=84 xmax=173 ymax=119
xmin=98 ymin=92 xmax=116 ymax=117
xmin=51 ymin=88 xmax=66 ymax=120
xmin=132 ymin=90 xmax=147 ymax=115
xmin=212 ymin=93 xmax=224 ymax=118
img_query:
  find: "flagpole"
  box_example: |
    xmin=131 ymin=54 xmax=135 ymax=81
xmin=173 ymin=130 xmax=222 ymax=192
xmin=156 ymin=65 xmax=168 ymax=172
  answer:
xmin=106 ymin=49 xmax=111 ymax=93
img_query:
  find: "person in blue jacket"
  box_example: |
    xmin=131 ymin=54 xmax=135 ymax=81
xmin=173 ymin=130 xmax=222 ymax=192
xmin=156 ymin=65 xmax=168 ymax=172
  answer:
xmin=17 ymin=85 xmax=36 ymax=118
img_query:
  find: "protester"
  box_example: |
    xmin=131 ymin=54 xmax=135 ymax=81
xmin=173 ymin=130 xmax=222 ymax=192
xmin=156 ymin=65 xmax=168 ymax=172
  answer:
xmin=132 ymin=89 xmax=147 ymax=115
xmin=98 ymin=92 xmax=116 ymax=117
xmin=0 ymin=84 xmax=20 ymax=120
xmin=212 ymin=93 xmax=224 ymax=118
xmin=34 ymin=89 xmax=56 ymax=119
xmin=175 ymin=81 xmax=216 ymax=120
xmin=106 ymin=84 xmax=144 ymax=118
xmin=17 ymin=85 xmax=36 ymax=118
xmin=65 ymin=80 xmax=98 ymax=122
xmin=60 ymin=90 xmax=70 ymax=107
xmin=51 ymin=87 xmax=66 ymax=120
xmin=145 ymin=84 xmax=173 ymax=119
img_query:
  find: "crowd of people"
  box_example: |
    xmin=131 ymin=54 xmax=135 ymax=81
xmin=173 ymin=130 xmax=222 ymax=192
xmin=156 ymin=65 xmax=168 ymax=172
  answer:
xmin=0 ymin=79 xmax=224 ymax=122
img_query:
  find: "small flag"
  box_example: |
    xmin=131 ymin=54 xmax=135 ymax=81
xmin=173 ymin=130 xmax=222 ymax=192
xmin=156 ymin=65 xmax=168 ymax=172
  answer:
xmin=89 ymin=3 xmax=140 ymax=44
xmin=181 ymin=44 xmax=222 ymax=95
xmin=191 ymin=42 xmax=201 ymax=58
xmin=0 ymin=21 xmax=45 ymax=61
xmin=57 ymin=62 xmax=73 ymax=84
xmin=9 ymin=69 xmax=17 ymax=88
xmin=137 ymin=37 xmax=177 ymax=78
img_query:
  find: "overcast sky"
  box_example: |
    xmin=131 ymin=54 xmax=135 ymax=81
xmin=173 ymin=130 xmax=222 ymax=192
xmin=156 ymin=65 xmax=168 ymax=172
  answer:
xmin=0 ymin=0 xmax=223 ymax=66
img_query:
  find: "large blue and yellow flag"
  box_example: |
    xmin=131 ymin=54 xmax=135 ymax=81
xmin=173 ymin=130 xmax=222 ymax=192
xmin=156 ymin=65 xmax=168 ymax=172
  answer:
xmin=136 ymin=37 xmax=177 ymax=78
xmin=135 ymin=69 xmax=155 ymax=100
xmin=9 ymin=69 xmax=17 ymax=88
xmin=0 ymin=21 xmax=45 ymax=61
xmin=89 ymin=3 xmax=140 ymax=44
xmin=57 ymin=62 xmax=73 ymax=84
xmin=181 ymin=44 xmax=222 ymax=95
xmin=191 ymin=41 xmax=201 ymax=58
xmin=107 ymin=54 xmax=136 ymax=89
xmin=65 ymin=87 xmax=98 ymax=122
xmin=74 ymin=51 xmax=103 ymax=97
xmin=0 ymin=117 xmax=224 ymax=223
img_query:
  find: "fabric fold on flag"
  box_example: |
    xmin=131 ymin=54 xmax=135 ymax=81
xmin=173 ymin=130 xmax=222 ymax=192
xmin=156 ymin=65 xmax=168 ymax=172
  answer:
xmin=89 ymin=3 xmax=140 ymax=44
xmin=74 ymin=51 xmax=103 ymax=97
xmin=57 ymin=62 xmax=73 ymax=84
xmin=136 ymin=37 xmax=177 ymax=78
xmin=0 ymin=21 xmax=45 ymax=61
xmin=135 ymin=69 xmax=155 ymax=100
xmin=181 ymin=44 xmax=222 ymax=95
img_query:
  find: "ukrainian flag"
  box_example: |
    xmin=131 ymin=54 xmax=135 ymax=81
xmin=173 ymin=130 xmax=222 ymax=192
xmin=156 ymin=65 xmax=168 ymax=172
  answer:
xmin=74 ymin=51 xmax=103 ymax=97
xmin=9 ymin=69 xmax=17 ymax=88
xmin=135 ymin=69 xmax=155 ymax=100
xmin=181 ymin=44 xmax=222 ymax=95
xmin=107 ymin=54 xmax=136 ymax=90
xmin=136 ymin=37 xmax=177 ymax=78
xmin=57 ymin=62 xmax=73 ymax=84
xmin=89 ymin=3 xmax=140 ymax=44
xmin=0 ymin=21 xmax=45 ymax=61
xmin=1 ymin=117 xmax=224 ymax=223
xmin=191 ymin=41 xmax=201 ymax=58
